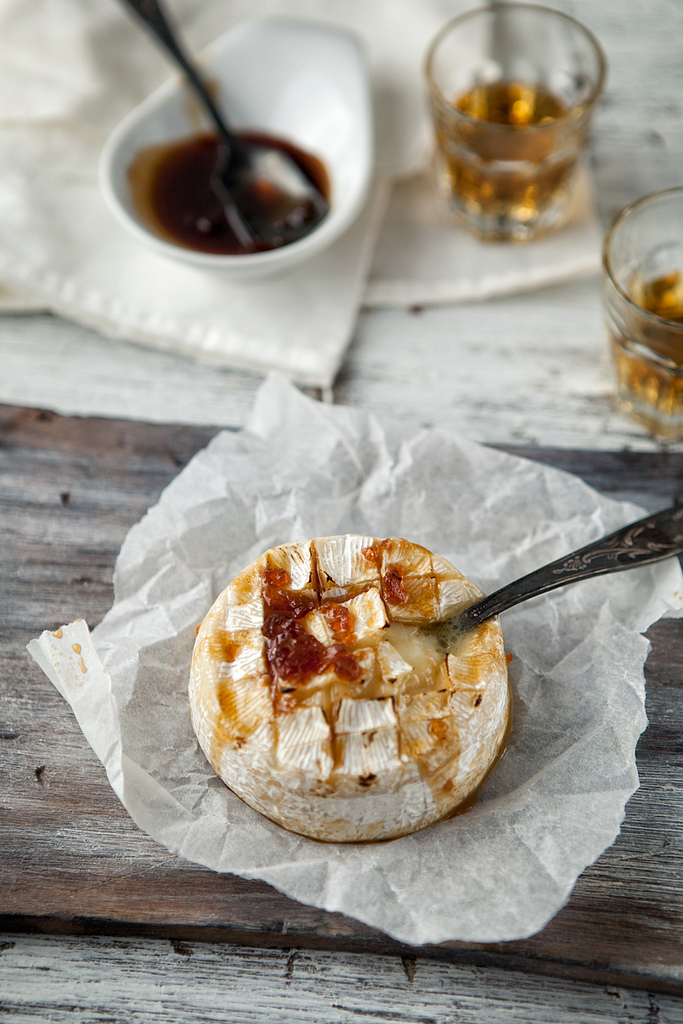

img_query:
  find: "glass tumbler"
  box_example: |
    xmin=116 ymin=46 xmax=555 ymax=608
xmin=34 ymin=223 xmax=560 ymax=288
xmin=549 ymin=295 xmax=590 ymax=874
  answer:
xmin=425 ymin=3 xmax=606 ymax=242
xmin=603 ymin=188 xmax=683 ymax=439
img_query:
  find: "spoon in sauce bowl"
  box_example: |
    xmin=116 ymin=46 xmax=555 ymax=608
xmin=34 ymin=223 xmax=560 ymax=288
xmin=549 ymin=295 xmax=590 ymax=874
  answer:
xmin=435 ymin=502 xmax=683 ymax=650
xmin=118 ymin=0 xmax=330 ymax=253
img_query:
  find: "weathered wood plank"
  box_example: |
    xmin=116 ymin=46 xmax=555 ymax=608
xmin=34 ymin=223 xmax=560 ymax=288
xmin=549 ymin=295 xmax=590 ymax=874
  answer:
xmin=2 ymin=0 xmax=683 ymax=1013
xmin=2 ymin=933 xmax=683 ymax=1024
xmin=1 ymin=406 xmax=683 ymax=994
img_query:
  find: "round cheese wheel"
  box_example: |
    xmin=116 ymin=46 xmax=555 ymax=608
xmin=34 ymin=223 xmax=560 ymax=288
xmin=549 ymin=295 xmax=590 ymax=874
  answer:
xmin=189 ymin=535 xmax=511 ymax=842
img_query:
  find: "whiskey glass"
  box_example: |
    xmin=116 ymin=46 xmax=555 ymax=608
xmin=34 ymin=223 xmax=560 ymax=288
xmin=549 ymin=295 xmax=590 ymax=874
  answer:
xmin=425 ymin=3 xmax=606 ymax=242
xmin=603 ymin=188 xmax=683 ymax=439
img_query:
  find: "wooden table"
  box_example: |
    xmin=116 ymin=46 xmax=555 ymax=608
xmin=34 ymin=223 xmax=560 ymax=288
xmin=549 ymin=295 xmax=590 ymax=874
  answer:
xmin=3 ymin=0 xmax=683 ymax=1020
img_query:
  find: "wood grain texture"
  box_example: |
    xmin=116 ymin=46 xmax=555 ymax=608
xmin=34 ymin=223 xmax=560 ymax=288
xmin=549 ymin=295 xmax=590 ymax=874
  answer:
xmin=336 ymin=284 xmax=683 ymax=453
xmin=1 ymin=406 xmax=683 ymax=995
xmin=2 ymin=933 xmax=683 ymax=1024
xmin=3 ymin=1 xmax=683 ymax=1014
xmin=2 ymin=279 xmax=682 ymax=454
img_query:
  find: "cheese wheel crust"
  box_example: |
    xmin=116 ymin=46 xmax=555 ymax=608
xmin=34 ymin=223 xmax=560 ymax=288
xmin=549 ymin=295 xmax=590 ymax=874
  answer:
xmin=189 ymin=536 xmax=510 ymax=842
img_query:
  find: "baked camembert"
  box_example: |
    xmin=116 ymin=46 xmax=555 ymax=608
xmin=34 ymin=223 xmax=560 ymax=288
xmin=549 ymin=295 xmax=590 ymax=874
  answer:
xmin=189 ymin=535 xmax=510 ymax=842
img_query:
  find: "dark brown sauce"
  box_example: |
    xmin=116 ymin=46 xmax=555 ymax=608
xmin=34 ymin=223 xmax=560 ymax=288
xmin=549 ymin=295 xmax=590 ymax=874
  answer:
xmin=128 ymin=130 xmax=330 ymax=255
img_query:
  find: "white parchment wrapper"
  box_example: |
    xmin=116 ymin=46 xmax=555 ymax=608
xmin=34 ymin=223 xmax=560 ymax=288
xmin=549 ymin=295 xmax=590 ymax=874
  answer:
xmin=29 ymin=375 xmax=683 ymax=945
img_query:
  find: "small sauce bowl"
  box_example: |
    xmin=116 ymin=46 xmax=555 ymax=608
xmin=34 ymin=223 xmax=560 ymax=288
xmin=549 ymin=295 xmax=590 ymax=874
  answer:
xmin=99 ymin=17 xmax=373 ymax=280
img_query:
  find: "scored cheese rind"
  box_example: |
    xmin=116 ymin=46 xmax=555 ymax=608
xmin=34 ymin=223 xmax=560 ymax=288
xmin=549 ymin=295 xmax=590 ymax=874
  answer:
xmin=189 ymin=535 xmax=511 ymax=842
xmin=265 ymin=541 xmax=316 ymax=595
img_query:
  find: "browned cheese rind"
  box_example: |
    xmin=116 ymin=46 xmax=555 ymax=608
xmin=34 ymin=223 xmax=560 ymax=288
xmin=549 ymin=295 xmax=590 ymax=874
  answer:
xmin=189 ymin=536 xmax=510 ymax=842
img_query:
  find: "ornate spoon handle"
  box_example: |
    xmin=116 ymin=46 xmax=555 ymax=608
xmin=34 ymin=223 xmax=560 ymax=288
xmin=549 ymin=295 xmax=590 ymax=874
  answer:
xmin=449 ymin=503 xmax=683 ymax=636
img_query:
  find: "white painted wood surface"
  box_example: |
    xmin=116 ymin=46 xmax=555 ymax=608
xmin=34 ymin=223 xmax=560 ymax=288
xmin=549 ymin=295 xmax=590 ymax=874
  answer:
xmin=1 ymin=0 xmax=683 ymax=453
xmin=2 ymin=934 xmax=683 ymax=1024
xmin=1 ymin=276 xmax=679 ymax=452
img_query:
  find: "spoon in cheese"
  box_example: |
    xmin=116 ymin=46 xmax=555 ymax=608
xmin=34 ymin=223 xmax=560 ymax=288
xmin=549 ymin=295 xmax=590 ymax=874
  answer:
xmin=436 ymin=502 xmax=683 ymax=648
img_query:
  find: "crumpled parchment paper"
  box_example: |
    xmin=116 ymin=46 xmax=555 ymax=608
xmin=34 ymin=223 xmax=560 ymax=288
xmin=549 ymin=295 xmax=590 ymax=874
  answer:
xmin=29 ymin=374 xmax=683 ymax=944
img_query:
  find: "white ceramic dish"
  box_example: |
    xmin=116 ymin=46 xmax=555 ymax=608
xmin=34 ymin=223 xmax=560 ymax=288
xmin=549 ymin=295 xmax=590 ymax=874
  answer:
xmin=99 ymin=17 xmax=373 ymax=279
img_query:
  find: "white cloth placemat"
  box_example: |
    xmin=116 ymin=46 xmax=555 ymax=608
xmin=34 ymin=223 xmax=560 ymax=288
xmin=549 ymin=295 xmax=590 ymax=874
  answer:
xmin=0 ymin=0 xmax=441 ymax=387
xmin=0 ymin=0 xmax=602 ymax=388
xmin=365 ymin=164 xmax=602 ymax=307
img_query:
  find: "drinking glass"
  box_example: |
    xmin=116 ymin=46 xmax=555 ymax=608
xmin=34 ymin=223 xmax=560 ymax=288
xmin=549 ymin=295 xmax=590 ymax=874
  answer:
xmin=603 ymin=187 xmax=683 ymax=439
xmin=425 ymin=3 xmax=606 ymax=242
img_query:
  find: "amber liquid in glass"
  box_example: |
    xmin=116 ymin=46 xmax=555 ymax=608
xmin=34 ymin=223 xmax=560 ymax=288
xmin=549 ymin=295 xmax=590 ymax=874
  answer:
xmin=434 ymin=81 xmax=574 ymax=239
xmin=630 ymin=270 xmax=683 ymax=324
xmin=455 ymin=80 xmax=566 ymax=128
xmin=609 ymin=270 xmax=683 ymax=436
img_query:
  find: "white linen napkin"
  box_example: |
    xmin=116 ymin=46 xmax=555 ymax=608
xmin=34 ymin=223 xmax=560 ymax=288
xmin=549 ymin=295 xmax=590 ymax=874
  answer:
xmin=0 ymin=0 xmax=602 ymax=387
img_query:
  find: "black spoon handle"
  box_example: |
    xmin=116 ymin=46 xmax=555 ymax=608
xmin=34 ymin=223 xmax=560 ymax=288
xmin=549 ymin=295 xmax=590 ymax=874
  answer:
xmin=118 ymin=0 xmax=233 ymax=148
xmin=457 ymin=502 xmax=683 ymax=631
xmin=116 ymin=0 xmax=257 ymax=249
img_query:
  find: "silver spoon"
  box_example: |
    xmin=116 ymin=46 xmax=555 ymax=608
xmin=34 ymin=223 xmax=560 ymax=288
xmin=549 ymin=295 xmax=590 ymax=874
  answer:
xmin=118 ymin=0 xmax=329 ymax=251
xmin=435 ymin=502 xmax=683 ymax=649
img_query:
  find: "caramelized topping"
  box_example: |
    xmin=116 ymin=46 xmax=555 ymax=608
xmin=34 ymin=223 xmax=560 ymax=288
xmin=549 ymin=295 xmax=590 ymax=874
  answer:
xmin=256 ymin=538 xmax=461 ymax=694
xmin=222 ymin=639 xmax=242 ymax=663
xmin=428 ymin=719 xmax=448 ymax=740
xmin=204 ymin=629 xmax=242 ymax=664
xmin=322 ymin=602 xmax=355 ymax=641
xmin=383 ymin=565 xmax=410 ymax=605
xmin=262 ymin=617 xmax=364 ymax=684
xmin=361 ymin=544 xmax=380 ymax=566
xmin=262 ymin=569 xmax=317 ymax=618
xmin=263 ymin=567 xmax=290 ymax=587
xmin=263 ymin=617 xmax=327 ymax=682
xmin=260 ymin=566 xmax=363 ymax=686
xmin=327 ymin=644 xmax=363 ymax=682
